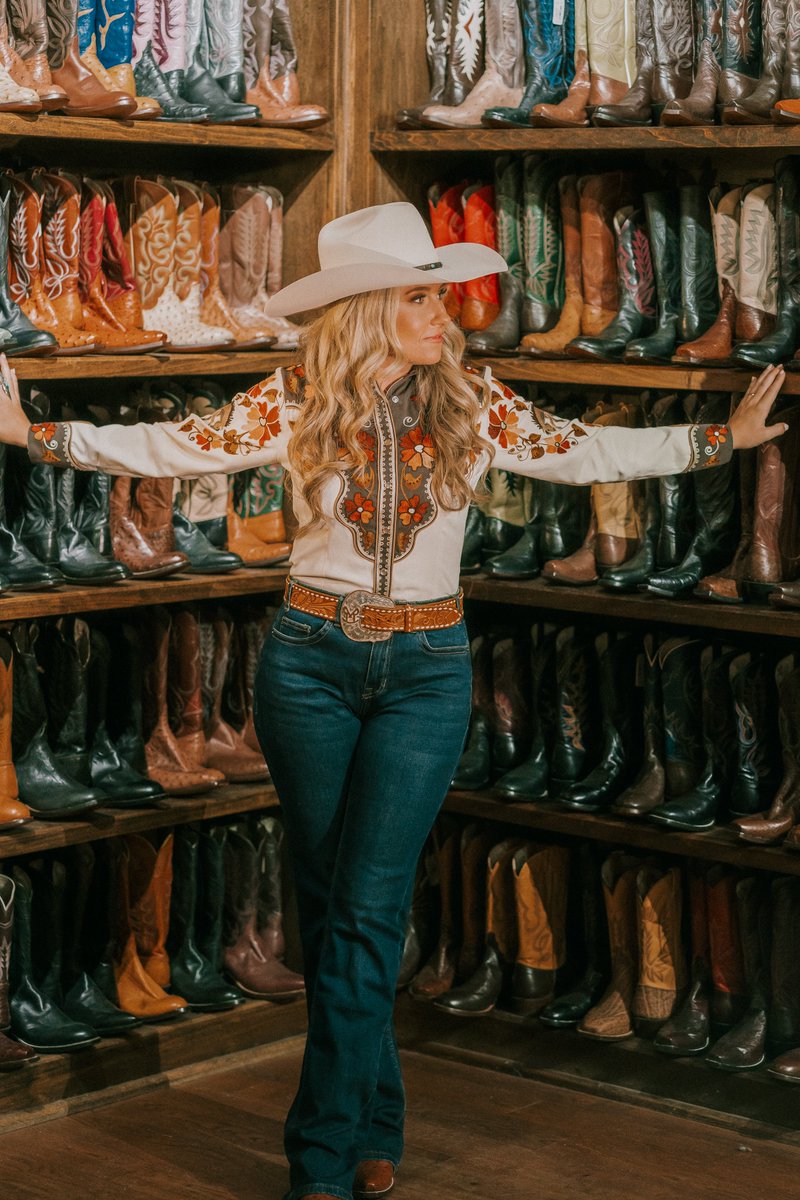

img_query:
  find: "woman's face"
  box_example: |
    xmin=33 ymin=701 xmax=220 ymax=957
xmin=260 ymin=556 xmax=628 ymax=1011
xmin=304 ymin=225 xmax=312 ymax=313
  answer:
xmin=394 ymin=283 xmax=451 ymax=366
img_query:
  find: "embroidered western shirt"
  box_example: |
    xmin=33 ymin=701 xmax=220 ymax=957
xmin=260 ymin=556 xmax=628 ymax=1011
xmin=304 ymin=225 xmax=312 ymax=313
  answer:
xmin=27 ymin=364 xmax=733 ymax=603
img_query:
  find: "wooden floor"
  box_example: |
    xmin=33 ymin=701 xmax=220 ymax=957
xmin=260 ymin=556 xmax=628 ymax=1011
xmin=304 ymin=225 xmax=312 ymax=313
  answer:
xmin=1 ymin=1037 xmax=799 ymax=1199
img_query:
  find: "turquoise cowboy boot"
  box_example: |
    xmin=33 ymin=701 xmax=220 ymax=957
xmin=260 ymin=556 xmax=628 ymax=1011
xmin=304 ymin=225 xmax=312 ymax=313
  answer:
xmin=483 ymin=0 xmax=574 ymax=127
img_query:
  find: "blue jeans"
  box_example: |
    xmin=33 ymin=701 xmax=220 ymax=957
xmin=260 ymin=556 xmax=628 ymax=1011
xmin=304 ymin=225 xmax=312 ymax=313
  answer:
xmin=253 ymin=598 xmax=472 ymax=1200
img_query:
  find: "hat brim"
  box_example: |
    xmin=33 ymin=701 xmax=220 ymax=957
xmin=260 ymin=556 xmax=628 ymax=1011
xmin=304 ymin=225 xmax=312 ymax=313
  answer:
xmin=264 ymin=243 xmax=508 ymax=317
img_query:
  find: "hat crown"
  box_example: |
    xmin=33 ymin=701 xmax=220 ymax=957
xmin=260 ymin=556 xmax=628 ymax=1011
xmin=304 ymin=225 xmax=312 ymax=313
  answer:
xmin=318 ymin=202 xmax=437 ymax=270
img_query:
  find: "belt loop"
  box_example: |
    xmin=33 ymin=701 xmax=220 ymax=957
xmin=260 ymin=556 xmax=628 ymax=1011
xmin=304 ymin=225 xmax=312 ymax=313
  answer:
xmin=284 ymin=577 xmax=294 ymax=609
xmin=456 ymin=587 xmax=464 ymax=616
xmin=404 ymin=605 xmax=412 ymax=633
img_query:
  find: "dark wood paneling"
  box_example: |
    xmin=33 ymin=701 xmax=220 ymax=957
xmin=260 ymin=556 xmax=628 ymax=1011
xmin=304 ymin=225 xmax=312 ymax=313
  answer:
xmin=8 ymin=351 xmax=299 ymax=381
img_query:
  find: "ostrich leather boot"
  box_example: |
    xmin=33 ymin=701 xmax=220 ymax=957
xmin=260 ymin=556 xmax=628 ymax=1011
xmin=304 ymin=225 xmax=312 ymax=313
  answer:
xmin=631 ymin=863 xmax=686 ymax=1037
xmin=5 ymin=0 xmax=68 ymax=108
xmin=242 ymin=0 xmax=328 ymax=127
xmin=109 ymin=477 xmax=188 ymax=579
xmin=46 ymin=0 xmax=135 ymax=115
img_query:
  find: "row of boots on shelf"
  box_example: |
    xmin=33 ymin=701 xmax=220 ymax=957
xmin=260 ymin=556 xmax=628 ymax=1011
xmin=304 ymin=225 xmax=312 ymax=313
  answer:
xmin=401 ymin=0 xmax=800 ymax=130
xmin=0 ymin=0 xmax=327 ymax=126
xmin=0 ymin=167 xmax=299 ymax=357
xmin=400 ymin=823 xmax=800 ymax=1082
xmin=465 ymin=385 xmax=800 ymax=607
xmin=0 ymin=814 xmax=304 ymax=1066
xmin=454 ymin=618 xmax=800 ymax=837
xmin=431 ymin=157 xmax=800 ymax=366
xmin=0 ymin=381 xmax=290 ymax=592
xmin=0 ymin=602 xmax=272 ymax=827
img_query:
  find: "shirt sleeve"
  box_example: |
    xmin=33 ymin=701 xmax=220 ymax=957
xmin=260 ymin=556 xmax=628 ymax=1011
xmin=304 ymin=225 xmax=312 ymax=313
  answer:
xmin=26 ymin=370 xmax=293 ymax=480
xmin=475 ymin=371 xmax=734 ymax=484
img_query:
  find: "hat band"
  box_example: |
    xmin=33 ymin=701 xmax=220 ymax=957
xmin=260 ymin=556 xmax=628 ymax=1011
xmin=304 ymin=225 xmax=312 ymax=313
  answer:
xmin=415 ymin=261 xmax=443 ymax=271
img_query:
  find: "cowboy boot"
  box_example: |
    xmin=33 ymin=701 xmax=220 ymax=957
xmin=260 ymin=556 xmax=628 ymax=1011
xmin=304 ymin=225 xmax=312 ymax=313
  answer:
xmin=59 ymin=845 xmax=142 ymax=1034
xmin=410 ymin=824 xmax=462 ymax=1000
xmin=771 ymin=0 xmax=800 ymax=122
xmin=217 ymin=185 xmax=286 ymax=342
xmin=494 ymin=623 xmax=558 ymax=802
xmin=706 ymin=866 xmax=748 ymax=1027
xmin=467 ymin=156 xmax=523 ymax=352
xmin=518 ymin=157 xmax=563 ymax=336
xmin=110 ymin=477 xmax=189 ymax=578
xmin=167 ymin=828 xmax=242 ymax=1010
xmin=479 ymin=467 xmax=527 ymax=562
xmin=632 ymin=863 xmax=686 ymax=1038
xmin=540 ymin=844 xmax=607 ymax=1027
xmin=9 ymin=864 xmax=99 ymax=1052
xmin=196 ymin=825 xmax=246 ymax=998
xmin=625 ymin=191 xmax=681 ymax=362
xmin=142 ymin=607 xmax=223 ymax=795
xmin=728 ymin=651 xmax=783 ymax=817
xmin=0 ymin=638 xmax=30 ymax=829
xmin=649 ymin=643 xmax=739 ymax=830
xmin=483 ymin=0 xmax=573 ymax=126
xmin=644 ymin=394 xmax=737 ymax=596
xmin=34 ymin=170 xmax=105 ymax=348
xmin=421 ymin=0 xmax=523 ymax=127
xmin=530 ymin=0 xmax=589 ymax=126
xmin=655 ymin=636 xmax=707 ymax=811
xmin=460 ymin=182 xmax=500 ymax=331
xmin=159 ymin=177 xmax=236 ymax=349
xmin=251 ymin=183 xmax=303 ymax=344
xmin=543 ymin=479 xmax=600 ymax=585
xmin=519 ymin=175 xmax=582 ymax=356
xmin=197 ymin=0 xmax=243 ymax=96
xmin=3 ymin=173 xmax=97 ymax=354
xmin=602 ymin=405 xmax=661 ymax=589
xmin=733 ymin=658 xmax=800 ymax=844
xmin=201 ymin=611 xmax=269 ymax=781
xmin=584 ymin=0 xmax=636 ymax=112
xmin=695 ymin=422 xmax=756 ymax=602
xmin=36 ymin=617 xmax=110 ymax=792
xmin=568 ymin=207 xmax=656 ymax=358
xmin=223 ymin=824 xmax=305 ymax=999
xmin=167 ymin=605 xmax=224 ymax=778
xmin=549 ymin=626 xmax=601 ymax=794
xmin=52 ymin=467 xmax=131 ymax=583
xmin=734 ymin=182 xmax=778 ymax=342
xmin=482 ymin=477 xmax=540 ymax=579
xmin=250 ymin=814 xmax=289 ymax=961
xmin=0 ymin=191 xmax=57 ymax=356
xmin=111 ymin=837 xmax=189 ymax=1019
xmin=0 ymin=874 xmax=13 ymax=1029
xmin=592 ymin=406 xmax=645 ymax=569
xmin=0 ymin=445 xmax=63 ymax=591
xmin=648 ymin=391 xmax=695 ymax=572
xmin=738 ymin=158 xmax=800 ymax=368
xmin=163 ymin=0 xmax=259 ymax=124
xmin=613 ymin=634 xmax=666 ymax=816
xmin=674 ymin=184 xmax=719 ymax=345
xmin=452 ymin=633 xmax=493 ymax=790
xmin=674 ymin=186 xmax=741 ymax=364
xmin=661 ymin=0 xmax=722 ymax=125
xmin=428 ymin=181 xmax=468 ymax=319
xmin=577 ymin=172 xmax=636 ymax=336
xmin=578 ymin=852 xmax=641 ymax=1040
xmin=434 ymin=839 xmax=522 ymax=1016
xmin=593 ymin=0 xmax=692 ymax=126
xmin=722 ymin=0 xmax=785 ymax=123
xmin=80 ymin=178 xmax=166 ymax=351
xmin=232 ymin=462 xmax=291 ymax=555
xmin=740 ymin=408 xmax=800 ymax=602
xmin=491 ymin=626 xmax=532 ymax=777
xmin=396 ymin=0 xmax=452 ymax=127
xmin=511 ymin=843 xmax=570 ymax=1014
xmin=79 ymin=0 xmax=158 ymax=116
xmin=413 ymin=0 xmax=484 ymax=112
xmin=86 ymin=626 xmax=164 ymax=805
xmin=653 ymin=863 xmax=712 ymax=1056
xmin=198 ymin=185 xmax=273 ymax=347
xmin=0 ymin=5 xmax=40 ymax=110
xmin=766 ymin=876 xmax=800 ymax=1058
xmin=133 ymin=35 xmax=209 ymax=121
xmin=47 ymin=0 xmax=135 ymax=115
xmin=706 ymin=876 xmax=771 ymax=1070
xmin=716 ymin=0 xmax=763 ymax=110
xmin=242 ymin=0 xmax=328 ymax=127
xmin=5 ymin=0 xmax=68 ymax=107
xmin=558 ymin=632 xmax=642 ymax=812
xmin=455 ymin=824 xmax=497 ymax=981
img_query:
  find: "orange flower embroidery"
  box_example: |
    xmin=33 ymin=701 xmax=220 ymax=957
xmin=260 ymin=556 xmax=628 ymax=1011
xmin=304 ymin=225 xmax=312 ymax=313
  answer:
xmin=546 ymin=433 xmax=573 ymax=455
xmin=706 ymin=424 xmax=728 ymax=450
xmin=487 ymin=404 xmax=520 ymax=449
xmin=244 ymin=398 xmax=281 ymax=445
xmin=400 ymin=426 xmax=435 ymax=470
xmin=31 ymin=422 xmax=57 ymax=443
xmin=344 ymin=492 xmax=375 ymax=525
xmin=398 ymin=495 xmax=430 ymax=526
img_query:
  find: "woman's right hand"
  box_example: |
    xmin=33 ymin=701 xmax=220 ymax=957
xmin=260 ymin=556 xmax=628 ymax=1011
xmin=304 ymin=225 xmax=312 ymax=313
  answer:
xmin=0 ymin=354 xmax=29 ymax=448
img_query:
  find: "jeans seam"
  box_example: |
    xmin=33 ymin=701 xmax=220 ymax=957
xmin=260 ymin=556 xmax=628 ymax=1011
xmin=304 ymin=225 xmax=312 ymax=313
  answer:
xmin=286 ymin=1185 xmax=353 ymax=1200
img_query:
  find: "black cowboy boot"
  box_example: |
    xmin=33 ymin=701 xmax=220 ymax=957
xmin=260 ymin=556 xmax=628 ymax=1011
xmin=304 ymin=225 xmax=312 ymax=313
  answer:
xmin=172 ymin=503 xmax=243 ymax=573
xmin=658 ymin=636 xmax=707 ymax=805
xmin=653 ymin=863 xmax=712 ymax=1057
xmin=721 ymin=0 xmax=785 ymax=124
xmin=452 ymin=634 xmax=493 ymax=790
xmin=706 ymin=876 xmax=771 ymax=1070
xmin=625 ymin=192 xmax=682 ymax=362
xmin=53 ymin=468 xmax=130 ymax=583
xmin=483 ymin=477 xmax=542 ymax=579
xmin=491 ymin=627 xmax=533 ymax=777
xmin=494 ymin=623 xmax=558 ymax=802
xmin=768 ymin=876 xmax=800 ymax=1055
xmin=0 ymin=442 xmax=62 ymax=590
xmin=613 ymin=634 xmax=666 ymax=818
xmin=540 ymin=843 xmax=608 ymax=1027
xmin=549 ymin=627 xmax=601 ymax=797
xmin=460 ymin=504 xmax=486 ymax=574
xmin=164 ymin=54 xmax=260 ymax=125
xmin=677 ymin=185 xmax=719 ymax=344
xmin=133 ymin=43 xmax=210 ymax=122
xmin=196 ymin=825 xmax=244 ymax=1003
xmin=728 ymin=651 xmax=782 ymax=817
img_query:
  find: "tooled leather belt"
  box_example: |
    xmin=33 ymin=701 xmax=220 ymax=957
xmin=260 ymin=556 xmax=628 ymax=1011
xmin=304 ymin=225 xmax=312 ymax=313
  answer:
xmin=284 ymin=578 xmax=464 ymax=643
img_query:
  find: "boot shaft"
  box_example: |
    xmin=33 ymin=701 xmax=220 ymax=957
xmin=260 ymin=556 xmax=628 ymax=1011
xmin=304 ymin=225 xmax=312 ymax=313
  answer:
xmin=485 ymin=838 xmax=523 ymax=963
xmin=168 ymin=606 xmax=204 ymax=737
xmin=659 ymin=636 xmax=705 ymax=798
xmin=679 ymin=184 xmax=719 ymax=341
xmin=747 ymin=406 xmax=800 ymax=584
xmin=600 ymin=851 xmax=640 ymax=996
xmin=512 ymin=843 xmax=569 ymax=970
xmin=643 ymin=190 xmax=681 ymax=322
xmin=0 ymin=873 xmax=13 ymax=1025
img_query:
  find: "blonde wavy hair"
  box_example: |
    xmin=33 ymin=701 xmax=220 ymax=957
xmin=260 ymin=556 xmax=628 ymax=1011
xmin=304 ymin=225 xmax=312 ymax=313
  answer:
xmin=288 ymin=288 xmax=493 ymax=527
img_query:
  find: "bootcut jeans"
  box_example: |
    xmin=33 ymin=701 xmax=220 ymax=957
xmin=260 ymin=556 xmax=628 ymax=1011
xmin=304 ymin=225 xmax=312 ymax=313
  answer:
xmin=253 ymin=594 xmax=472 ymax=1200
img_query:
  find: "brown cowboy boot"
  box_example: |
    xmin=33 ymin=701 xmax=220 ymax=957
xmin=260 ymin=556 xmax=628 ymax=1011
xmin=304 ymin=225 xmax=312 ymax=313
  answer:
xmin=201 ymin=611 xmax=270 ymax=782
xmin=632 ymin=862 xmax=686 ymax=1037
xmin=511 ymin=843 xmax=570 ymax=1015
xmin=0 ymin=637 xmax=31 ymax=830
xmin=410 ymin=822 xmax=462 ymax=1000
xmin=579 ymin=852 xmax=641 ymax=1040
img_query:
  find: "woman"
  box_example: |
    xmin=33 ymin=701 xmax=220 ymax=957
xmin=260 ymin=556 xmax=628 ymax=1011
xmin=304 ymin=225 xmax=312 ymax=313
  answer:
xmin=0 ymin=201 xmax=787 ymax=1200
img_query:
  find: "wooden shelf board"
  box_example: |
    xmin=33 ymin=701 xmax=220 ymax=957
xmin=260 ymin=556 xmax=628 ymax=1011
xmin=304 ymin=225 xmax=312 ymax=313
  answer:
xmin=0 ymin=111 xmax=333 ymax=152
xmin=9 ymin=350 xmax=299 ymax=381
xmin=444 ymin=790 xmax=800 ymax=875
xmin=467 ymin=355 xmax=798 ymax=393
xmin=0 ymin=997 xmax=305 ymax=1130
xmin=0 ymin=781 xmax=280 ymax=861
xmin=0 ymin=568 xmax=287 ymax=621
xmin=461 ymin=575 xmax=800 ymax=639
xmin=372 ymin=126 xmax=800 ymax=153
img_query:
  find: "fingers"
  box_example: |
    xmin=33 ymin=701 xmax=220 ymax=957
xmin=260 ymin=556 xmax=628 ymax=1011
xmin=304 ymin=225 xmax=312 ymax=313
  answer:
xmin=763 ymin=421 xmax=790 ymax=442
xmin=0 ymin=353 xmax=18 ymax=406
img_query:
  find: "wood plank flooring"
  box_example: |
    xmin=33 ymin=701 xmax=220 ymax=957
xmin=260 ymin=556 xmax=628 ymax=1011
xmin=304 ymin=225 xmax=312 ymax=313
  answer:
xmin=1 ymin=1038 xmax=799 ymax=1199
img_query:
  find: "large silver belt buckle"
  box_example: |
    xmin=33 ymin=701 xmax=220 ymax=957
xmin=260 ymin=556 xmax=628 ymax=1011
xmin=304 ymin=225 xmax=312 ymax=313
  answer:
xmin=340 ymin=590 xmax=394 ymax=643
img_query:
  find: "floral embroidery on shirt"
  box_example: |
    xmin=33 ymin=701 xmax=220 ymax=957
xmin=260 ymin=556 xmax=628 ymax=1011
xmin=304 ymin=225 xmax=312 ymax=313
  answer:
xmin=400 ymin=426 xmax=435 ymax=470
xmin=27 ymin=421 xmax=72 ymax=466
xmin=485 ymin=395 xmax=589 ymax=463
xmin=344 ymin=491 xmax=376 ymax=526
xmin=688 ymin=423 xmax=734 ymax=470
xmin=177 ymin=377 xmax=283 ymax=456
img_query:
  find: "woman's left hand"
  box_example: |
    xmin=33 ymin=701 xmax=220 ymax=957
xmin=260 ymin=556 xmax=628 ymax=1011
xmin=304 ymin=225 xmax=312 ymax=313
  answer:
xmin=0 ymin=354 xmax=29 ymax=448
xmin=728 ymin=364 xmax=790 ymax=450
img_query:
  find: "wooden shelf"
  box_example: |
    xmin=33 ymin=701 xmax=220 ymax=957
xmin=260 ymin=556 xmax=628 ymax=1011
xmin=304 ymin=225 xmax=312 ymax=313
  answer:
xmin=9 ymin=349 xmax=299 ymax=381
xmin=0 ymin=781 xmax=280 ymax=861
xmin=467 ymin=355 xmax=798 ymax=393
xmin=0 ymin=567 xmax=287 ymax=621
xmin=0 ymin=111 xmax=333 ymax=152
xmin=444 ymin=790 xmax=800 ymax=876
xmin=0 ymin=996 xmax=305 ymax=1131
xmin=372 ymin=126 xmax=800 ymax=153
xmin=461 ymin=575 xmax=800 ymax=639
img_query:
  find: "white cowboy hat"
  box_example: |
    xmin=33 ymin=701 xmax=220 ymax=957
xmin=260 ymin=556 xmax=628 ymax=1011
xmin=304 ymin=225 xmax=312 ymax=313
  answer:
xmin=264 ymin=201 xmax=508 ymax=317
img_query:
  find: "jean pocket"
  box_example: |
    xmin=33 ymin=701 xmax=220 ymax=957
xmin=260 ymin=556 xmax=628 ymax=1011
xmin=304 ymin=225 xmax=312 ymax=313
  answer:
xmin=418 ymin=623 xmax=469 ymax=654
xmin=270 ymin=609 xmax=334 ymax=646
